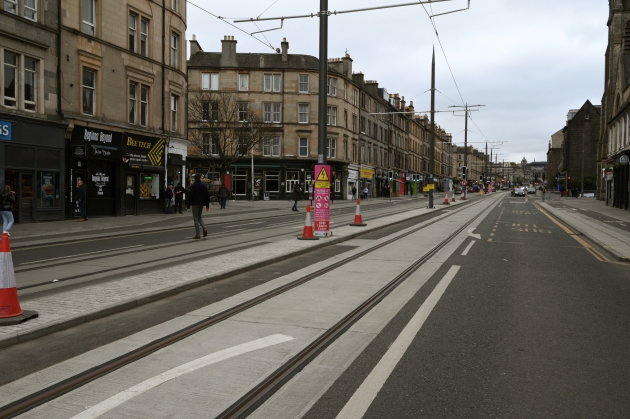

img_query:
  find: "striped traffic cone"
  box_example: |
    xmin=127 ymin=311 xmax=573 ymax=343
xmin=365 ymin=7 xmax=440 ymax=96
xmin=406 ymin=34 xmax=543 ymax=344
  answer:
xmin=297 ymin=204 xmax=318 ymax=240
xmin=0 ymin=233 xmax=37 ymax=325
xmin=443 ymin=192 xmax=450 ymax=205
xmin=349 ymin=198 xmax=367 ymax=227
xmin=451 ymin=191 xmax=456 ymax=203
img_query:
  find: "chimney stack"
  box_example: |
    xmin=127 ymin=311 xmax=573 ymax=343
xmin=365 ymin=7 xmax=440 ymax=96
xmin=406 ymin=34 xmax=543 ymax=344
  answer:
xmin=281 ymin=37 xmax=289 ymax=62
xmin=189 ymin=34 xmax=203 ymax=57
xmin=220 ymin=35 xmax=238 ymax=67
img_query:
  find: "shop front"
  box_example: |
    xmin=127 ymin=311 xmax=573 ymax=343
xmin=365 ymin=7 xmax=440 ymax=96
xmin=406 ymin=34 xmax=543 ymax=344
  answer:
xmin=347 ymin=166 xmax=359 ymax=200
xmin=123 ymin=132 xmax=167 ymax=215
xmin=68 ymin=127 xmax=121 ymax=218
xmin=1 ymin=115 xmax=66 ymax=223
xmin=360 ymin=166 xmax=374 ymax=198
xmin=611 ymin=153 xmax=630 ymax=210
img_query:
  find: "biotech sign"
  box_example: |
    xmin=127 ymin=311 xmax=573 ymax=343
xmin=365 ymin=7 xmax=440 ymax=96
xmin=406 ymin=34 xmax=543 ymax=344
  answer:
xmin=314 ymin=164 xmax=331 ymax=236
xmin=0 ymin=120 xmax=12 ymax=141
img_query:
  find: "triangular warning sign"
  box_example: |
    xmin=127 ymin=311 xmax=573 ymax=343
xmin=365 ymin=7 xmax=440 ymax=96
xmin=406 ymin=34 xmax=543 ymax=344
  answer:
xmin=316 ymin=167 xmax=329 ymax=182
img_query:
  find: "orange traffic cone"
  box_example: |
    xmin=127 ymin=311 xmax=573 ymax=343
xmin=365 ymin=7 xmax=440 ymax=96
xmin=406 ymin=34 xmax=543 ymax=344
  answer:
xmin=443 ymin=192 xmax=450 ymax=205
xmin=349 ymin=198 xmax=367 ymax=227
xmin=0 ymin=233 xmax=37 ymax=325
xmin=297 ymin=204 xmax=319 ymax=240
xmin=451 ymin=191 xmax=456 ymax=203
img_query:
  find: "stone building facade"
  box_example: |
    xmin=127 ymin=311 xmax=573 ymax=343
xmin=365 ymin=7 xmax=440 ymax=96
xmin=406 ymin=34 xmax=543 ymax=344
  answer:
xmin=600 ymin=0 xmax=630 ymax=209
xmin=561 ymin=100 xmax=600 ymax=193
xmin=187 ymin=36 xmax=454 ymax=200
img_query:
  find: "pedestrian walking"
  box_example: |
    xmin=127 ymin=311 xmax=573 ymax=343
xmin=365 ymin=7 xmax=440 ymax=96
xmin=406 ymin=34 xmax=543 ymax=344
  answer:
xmin=363 ymin=186 xmax=369 ymax=200
xmin=351 ymin=186 xmax=357 ymax=200
xmin=164 ymin=184 xmax=174 ymax=213
xmin=291 ymin=184 xmax=302 ymax=211
xmin=75 ymin=179 xmax=88 ymax=221
xmin=189 ymin=173 xmax=209 ymax=239
xmin=1 ymin=185 xmax=16 ymax=236
xmin=218 ymin=182 xmax=229 ymax=209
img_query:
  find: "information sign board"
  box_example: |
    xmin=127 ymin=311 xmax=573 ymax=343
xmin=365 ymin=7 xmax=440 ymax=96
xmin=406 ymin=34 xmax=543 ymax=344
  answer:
xmin=314 ymin=165 xmax=331 ymax=236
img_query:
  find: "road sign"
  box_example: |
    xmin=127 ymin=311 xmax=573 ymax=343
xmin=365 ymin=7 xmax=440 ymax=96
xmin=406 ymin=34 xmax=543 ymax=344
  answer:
xmin=314 ymin=165 xmax=331 ymax=236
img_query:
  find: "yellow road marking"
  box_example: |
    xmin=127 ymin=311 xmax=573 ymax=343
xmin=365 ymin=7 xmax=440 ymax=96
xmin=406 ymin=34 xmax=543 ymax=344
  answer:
xmin=535 ymin=203 xmax=611 ymax=262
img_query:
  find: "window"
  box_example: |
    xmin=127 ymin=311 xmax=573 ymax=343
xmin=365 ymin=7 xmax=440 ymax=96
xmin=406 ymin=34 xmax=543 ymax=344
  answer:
xmin=171 ymin=33 xmax=179 ymax=68
xmin=263 ymin=103 xmax=281 ymax=123
xmin=352 ymin=89 xmax=358 ymax=106
xmin=352 ymin=144 xmax=357 ymax=163
xmin=264 ymin=74 xmax=281 ymax=92
xmin=140 ymin=173 xmax=160 ymax=200
xmin=352 ymin=114 xmax=357 ymax=132
xmin=3 ymin=52 xmax=17 ymax=108
xmin=171 ymin=0 xmax=178 ymax=12
xmin=4 ymin=0 xmax=16 ymax=13
xmin=327 ymin=77 xmax=337 ymax=96
xmin=298 ymin=104 xmax=309 ymax=124
xmin=238 ymin=74 xmax=249 ymax=91
xmin=140 ymin=18 xmax=149 ymax=57
xmin=129 ymin=82 xmax=137 ymax=124
xmin=327 ymin=138 xmax=337 ymax=158
xmin=202 ymin=133 xmax=210 ymax=155
xmin=263 ymin=137 xmax=280 ymax=156
xmin=82 ymin=68 xmax=95 ymax=115
xmin=265 ymin=170 xmax=280 ymax=192
xmin=327 ymin=106 xmax=337 ymax=126
xmin=299 ymin=137 xmax=308 ymax=157
xmin=238 ymin=102 xmax=249 ymax=122
xmin=38 ymin=172 xmax=60 ymax=208
xmin=344 ymin=110 xmax=348 ymax=129
xmin=238 ymin=136 xmax=248 ymax=155
xmin=202 ymin=73 xmax=219 ymax=90
xmin=344 ymin=141 xmax=348 ymax=160
xmin=140 ymin=85 xmax=148 ymax=126
xmin=24 ymin=0 xmax=36 ymax=20
xmin=201 ymin=101 xmax=209 ymax=121
xmin=23 ymin=57 xmax=36 ymax=111
xmin=344 ymin=82 xmax=348 ymax=101
xmin=299 ymin=74 xmax=309 ymax=93
xmin=129 ymin=13 xmax=137 ymax=52
xmin=171 ymin=94 xmax=178 ymax=131
xmin=286 ymin=171 xmax=299 ymax=193
xmin=360 ymin=117 xmax=365 ymax=134
xmin=82 ymin=0 xmax=95 ymax=36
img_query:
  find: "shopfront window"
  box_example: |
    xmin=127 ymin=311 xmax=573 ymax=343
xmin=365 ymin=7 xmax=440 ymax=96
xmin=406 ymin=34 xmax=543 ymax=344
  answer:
xmin=265 ymin=170 xmax=279 ymax=192
xmin=139 ymin=172 xmax=160 ymax=199
xmin=286 ymin=170 xmax=299 ymax=193
xmin=38 ymin=172 xmax=60 ymax=208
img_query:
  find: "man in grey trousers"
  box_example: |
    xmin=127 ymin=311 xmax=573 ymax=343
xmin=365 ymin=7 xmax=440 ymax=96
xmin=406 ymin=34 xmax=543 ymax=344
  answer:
xmin=188 ymin=173 xmax=210 ymax=239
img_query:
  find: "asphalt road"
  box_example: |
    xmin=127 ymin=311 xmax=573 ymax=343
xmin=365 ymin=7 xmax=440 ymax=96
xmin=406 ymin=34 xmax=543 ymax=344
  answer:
xmin=306 ymin=193 xmax=630 ymax=418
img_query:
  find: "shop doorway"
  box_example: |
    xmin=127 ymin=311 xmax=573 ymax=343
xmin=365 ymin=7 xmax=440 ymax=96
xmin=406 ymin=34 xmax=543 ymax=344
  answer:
xmin=71 ymin=171 xmax=87 ymax=219
xmin=125 ymin=175 xmax=136 ymax=215
xmin=4 ymin=171 xmax=34 ymax=223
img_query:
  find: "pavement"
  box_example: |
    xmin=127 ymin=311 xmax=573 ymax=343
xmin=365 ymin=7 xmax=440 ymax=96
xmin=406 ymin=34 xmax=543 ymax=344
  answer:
xmin=539 ymin=196 xmax=630 ymax=261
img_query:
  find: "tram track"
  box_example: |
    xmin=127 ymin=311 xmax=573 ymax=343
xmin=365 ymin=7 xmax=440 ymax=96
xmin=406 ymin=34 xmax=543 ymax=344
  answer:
xmin=14 ymin=200 xmax=439 ymax=292
xmin=0 ymin=198 xmax=489 ymax=419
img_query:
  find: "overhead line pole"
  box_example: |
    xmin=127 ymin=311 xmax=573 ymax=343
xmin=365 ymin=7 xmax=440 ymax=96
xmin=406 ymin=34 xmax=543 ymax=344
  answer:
xmin=318 ymin=0 xmax=328 ymax=165
xmin=449 ymin=103 xmax=484 ymax=200
xmin=429 ymin=48 xmax=435 ymax=209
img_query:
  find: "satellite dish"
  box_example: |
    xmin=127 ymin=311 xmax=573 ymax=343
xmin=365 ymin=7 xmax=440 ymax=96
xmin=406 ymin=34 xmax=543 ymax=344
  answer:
xmin=276 ymin=48 xmax=281 ymax=53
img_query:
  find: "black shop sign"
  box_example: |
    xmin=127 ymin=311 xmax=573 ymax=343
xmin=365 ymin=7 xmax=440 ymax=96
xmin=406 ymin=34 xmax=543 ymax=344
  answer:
xmin=70 ymin=127 xmax=122 ymax=160
xmin=123 ymin=132 xmax=166 ymax=167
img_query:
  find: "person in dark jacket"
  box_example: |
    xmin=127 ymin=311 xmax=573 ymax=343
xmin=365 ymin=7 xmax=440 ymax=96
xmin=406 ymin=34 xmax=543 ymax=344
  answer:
xmin=1 ymin=185 xmax=16 ymax=236
xmin=291 ymin=184 xmax=301 ymax=211
xmin=188 ymin=174 xmax=209 ymax=239
xmin=75 ymin=180 xmax=88 ymax=221
xmin=164 ymin=184 xmax=174 ymax=213
xmin=218 ymin=183 xmax=229 ymax=209
xmin=173 ymin=182 xmax=185 ymax=214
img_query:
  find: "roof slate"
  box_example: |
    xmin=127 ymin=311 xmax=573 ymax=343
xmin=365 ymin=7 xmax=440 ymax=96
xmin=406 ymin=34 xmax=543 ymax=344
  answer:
xmin=188 ymin=52 xmax=342 ymax=74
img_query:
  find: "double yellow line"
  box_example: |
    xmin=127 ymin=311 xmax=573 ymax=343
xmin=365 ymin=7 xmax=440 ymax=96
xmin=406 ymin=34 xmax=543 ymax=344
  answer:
xmin=535 ymin=203 xmax=611 ymax=262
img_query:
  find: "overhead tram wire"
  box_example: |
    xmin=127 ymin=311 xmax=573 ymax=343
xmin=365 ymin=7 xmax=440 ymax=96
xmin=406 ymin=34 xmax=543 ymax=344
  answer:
xmin=186 ymin=0 xmax=277 ymax=50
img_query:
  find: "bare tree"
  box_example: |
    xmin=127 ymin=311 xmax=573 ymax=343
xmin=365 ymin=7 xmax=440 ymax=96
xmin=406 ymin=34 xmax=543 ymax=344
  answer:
xmin=188 ymin=91 xmax=276 ymax=177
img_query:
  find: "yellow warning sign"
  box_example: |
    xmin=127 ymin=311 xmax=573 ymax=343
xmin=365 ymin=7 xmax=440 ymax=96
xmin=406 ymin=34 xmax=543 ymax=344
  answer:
xmin=315 ymin=181 xmax=330 ymax=189
xmin=316 ymin=167 xmax=330 ymax=182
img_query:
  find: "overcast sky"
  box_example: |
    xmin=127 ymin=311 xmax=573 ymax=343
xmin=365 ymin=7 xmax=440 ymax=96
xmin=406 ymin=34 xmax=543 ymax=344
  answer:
xmin=187 ymin=0 xmax=608 ymax=164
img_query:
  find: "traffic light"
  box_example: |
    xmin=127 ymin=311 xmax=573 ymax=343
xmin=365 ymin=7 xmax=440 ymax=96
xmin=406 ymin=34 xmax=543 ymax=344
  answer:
xmin=568 ymin=176 xmax=571 ymax=181
xmin=388 ymin=171 xmax=393 ymax=181
xmin=462 ymin=166 xmax=467 ymax=179
xmin=479 ymin=174 xmax=483 ymax=182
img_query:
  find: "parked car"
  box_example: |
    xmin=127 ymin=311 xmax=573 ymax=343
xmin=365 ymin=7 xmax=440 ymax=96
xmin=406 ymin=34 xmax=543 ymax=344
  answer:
xmin=454 ymin=187 xmax=462 ymax=194
xmin=527 ymin=186 xmax=536 ymax=194
xmin=512 ymin=187 xmax=525 ymax=197
xmin=501 ymin=186 xmax=509 ymax=191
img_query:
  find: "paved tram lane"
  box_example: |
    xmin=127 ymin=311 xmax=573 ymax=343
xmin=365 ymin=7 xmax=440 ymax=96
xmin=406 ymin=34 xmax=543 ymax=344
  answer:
xmin=305 ymin=194 xmax=630 ymax=418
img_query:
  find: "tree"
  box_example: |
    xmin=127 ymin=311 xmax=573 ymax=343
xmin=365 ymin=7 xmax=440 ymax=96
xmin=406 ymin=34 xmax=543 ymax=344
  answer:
xmin=188 ymin=91 xmax=276 ymax=177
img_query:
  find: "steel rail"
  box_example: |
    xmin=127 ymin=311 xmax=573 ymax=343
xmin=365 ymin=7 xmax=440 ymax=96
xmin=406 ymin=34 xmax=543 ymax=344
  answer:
xmin=216 ymin=201 xmax=490 ymax=419
xmin=0 ymin=199 xmax=485 ymax=419
xmin=15 ymin=201 xmax=431 ymax=288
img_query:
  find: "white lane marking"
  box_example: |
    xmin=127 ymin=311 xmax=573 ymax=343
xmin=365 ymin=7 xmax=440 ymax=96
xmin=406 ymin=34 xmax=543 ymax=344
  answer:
xmin=461 ymin=240 xmax=475 ymax=256
xmin=222 ymin=221 xmax=264 ymax=228
xmin=467 ymin=228 xmax=481 ymax=240
xmin=70 ymin=334 xmax=294 ymax=419
xmin=499 ymin=202 xmax=503 ymax=207
xmin=20 ymin=245 xmax=144 ymax=265
xmin=336 ymin=266 xmax=461 ymax=419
